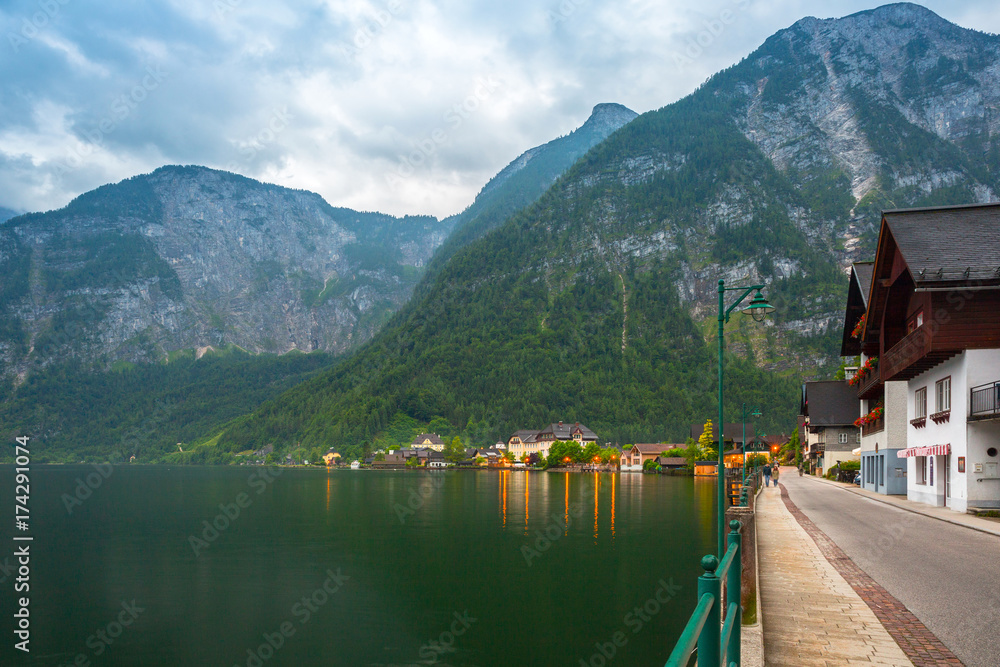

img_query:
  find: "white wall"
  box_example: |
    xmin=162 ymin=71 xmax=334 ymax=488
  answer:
xmin=904 ymin=349 xmax=1000 ymax=511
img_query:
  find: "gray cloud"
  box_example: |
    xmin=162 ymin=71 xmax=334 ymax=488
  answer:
xmin=0 ymin=0 xmax=997 ymax=217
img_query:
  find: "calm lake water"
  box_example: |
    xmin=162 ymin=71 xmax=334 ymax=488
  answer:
xmin=1 ymin=466 xmax=717 ymax=666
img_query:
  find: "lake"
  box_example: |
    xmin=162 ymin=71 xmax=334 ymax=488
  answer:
xmin=0 ymin=466 xmax=718 ymax=666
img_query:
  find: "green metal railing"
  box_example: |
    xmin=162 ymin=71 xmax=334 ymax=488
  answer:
xmin=664 ymin=520 xmax=743 ymax=667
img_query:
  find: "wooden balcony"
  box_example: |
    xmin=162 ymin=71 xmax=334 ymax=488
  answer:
xmin=855 ymin=367 xmax=882 ymax=399
xmin=881 ymin=323 xmax=957 ymax=381
xmin=861 ymin=416 xmax=884 ymax=436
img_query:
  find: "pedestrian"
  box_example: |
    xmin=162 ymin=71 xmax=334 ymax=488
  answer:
xmin=772 ymin=465 xmax=779 ymax=485
xmin=763 ymin=463 xmax=772 ymax=487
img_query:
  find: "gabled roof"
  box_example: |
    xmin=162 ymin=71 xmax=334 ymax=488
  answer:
xmin=864 ymin=203 xmax=1000 ymax=342
xmin=538 ymin=422 xmax=598 ymax=440
xmin=632 ymin=443 xmax=670 ymax=454
xmin=884 ymin=203 xmax=1000 ymax=288
xmin=508 ymin=430 xmax=540 ymax=444
xmin=411 ymin=433 xmax=445 ymax=446
xmin=656 ymin=457 xmax=687 ymax=467
xmin=801 ymin=381 xmax=857 ymax=427
xmin=840 ymin=261 xmax=874 ymax=357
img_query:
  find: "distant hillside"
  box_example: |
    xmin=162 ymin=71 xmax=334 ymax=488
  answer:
xmin=214 ymin=3 xmax=1000 ymax=459
xmin=0 ymin=207 xmax=19 ymax=223
xmin=0 ymin=165 xmax=453 ymax=379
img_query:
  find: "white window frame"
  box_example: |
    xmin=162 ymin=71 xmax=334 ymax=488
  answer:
xmin=839 ymin=433 xmax=848 ymax=444
xmin=917 ymin=456 xmax=927 ymax=484
xmin=935 ymin=377 xmax=951 ymax=413
xmin=914 ymin=387 xmax=927 ymax=419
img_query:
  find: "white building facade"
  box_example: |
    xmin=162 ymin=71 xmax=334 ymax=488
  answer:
xmin=902 ymin=349 xmax=1000 ymax=512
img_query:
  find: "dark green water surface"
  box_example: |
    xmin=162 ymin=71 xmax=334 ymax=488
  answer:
xmin=0 ymin=466 xmax=717 ymax=666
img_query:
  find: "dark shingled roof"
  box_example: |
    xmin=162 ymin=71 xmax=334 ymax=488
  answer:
xmin=883 ymin=203 xmax=1000 ymax=288
xmin=656 ymin=457 xmax=687 ymax=467
xmin=840 ymin=261 xmax=874 ymax=357
xmin=801 ymin=381 xmax=857 ymax=426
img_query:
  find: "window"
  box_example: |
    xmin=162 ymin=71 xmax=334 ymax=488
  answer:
xmin=914 ymin=387 xmax=927 ymax=419
xmin=906 ymin=310 xmax=924 ymax=334
xmin=855 ymin=431 xmax=861 ymax=443
xmin=839 ymin=433 xmax=848 ymax=444
xmin=917 ymin=456 xmax=927 ymax=484
xmin=936 ymin=377 xmax=951 ymax=413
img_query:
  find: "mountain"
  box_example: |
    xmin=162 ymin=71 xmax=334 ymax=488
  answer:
xmin=213 ymin=3 xmax=1000 ymax=458
xmin=0 ymin=207 xmax=19 ymax=223
xmin=0 ymin=165 xmax=453 ymax=379
xmin=0 ymin=106 xmax=640 ymax=463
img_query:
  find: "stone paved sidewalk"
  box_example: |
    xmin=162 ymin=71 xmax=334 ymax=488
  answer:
xmin=775 ymin=482 xmax=964 ymax=667
xmin=757 ymin=484 xmax=915 ymax=666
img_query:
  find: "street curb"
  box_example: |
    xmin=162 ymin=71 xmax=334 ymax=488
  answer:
xmin=801 ymin=472 xmax=1000 ymax=539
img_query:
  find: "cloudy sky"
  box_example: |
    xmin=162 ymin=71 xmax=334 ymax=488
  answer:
xmin=1 ymin=0 xmax=998 ymax=219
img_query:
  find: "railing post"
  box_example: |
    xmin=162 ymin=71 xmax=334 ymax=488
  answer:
xmin=698 ymin=555 xmax=720 ymax=667
xmin=727 ymin=520 xmax=742 ymax=666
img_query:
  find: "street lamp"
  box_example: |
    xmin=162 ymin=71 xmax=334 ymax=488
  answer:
xmin=717 ymin=279 xmax=773 ymax=558
xmin=740 ymin=404 xmax=761 ymax=488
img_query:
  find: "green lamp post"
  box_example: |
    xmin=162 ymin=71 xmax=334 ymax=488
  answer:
xmin=717 ymin=280 xmax=774 ymax=558
xmin=740 ymin=403 xmax=761 ymax=488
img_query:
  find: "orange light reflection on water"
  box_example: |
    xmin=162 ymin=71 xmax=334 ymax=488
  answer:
xmin=594 ymin=472 xmax=599 ymax=541
xmin=564 ymin=473 xmax=570 ymax=535
xmin=501 ymin=470 xmax=507 ymax=528
xmin=611 ymin=473 xmax=616 ymax=539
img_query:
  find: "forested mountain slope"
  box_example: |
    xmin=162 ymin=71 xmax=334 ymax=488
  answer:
xmin=217 ymin=3 xmax=1000 ymax=458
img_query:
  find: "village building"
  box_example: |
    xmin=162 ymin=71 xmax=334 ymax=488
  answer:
xmin=621 ymin=443 xmax=678 ymax=471
xmin=507 ymin=422 xmax=598 ymax=459
xmin=410 ymin=433 xmax=446 ymax=452
xmin=841 ymin=262 xmax=908 ymax=494
xmin=800 ymin=381 xmax=861 ymax=476
xmin=506 ymin=430 xmax=541 ymax=459
xmin=858 ymin=203 xmax=1000 ymax=511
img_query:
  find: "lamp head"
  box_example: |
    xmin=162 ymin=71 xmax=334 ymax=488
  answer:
xmin=743 ymin=290 xmax=775 ymax=322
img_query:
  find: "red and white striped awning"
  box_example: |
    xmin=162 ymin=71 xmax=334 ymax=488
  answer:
xmin=897 ymin=444 xmax=950 ymax=458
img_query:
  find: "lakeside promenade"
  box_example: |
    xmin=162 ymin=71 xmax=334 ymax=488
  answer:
xmin=756 ymin=468 xmax=985 ymax=666
xmin=757 ymin=480 xmax=915 ymax=665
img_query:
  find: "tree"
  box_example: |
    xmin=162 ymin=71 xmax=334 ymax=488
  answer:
xmin=789 ymin=429 xmax=802 ymax=466
xmin=683 ymin=438 xmax=699 ymax=470
xmin=599 ymin=448 xmax=619 ymax=465
xmin=445 ymin=436 xmax=466 ymax=463
xmin=475 ymin=456 xmax=486 ymax=466
xmin=582 ymin=442 xmax=602 ymax=463
xmin=547 ymin=441 xmax=568 ymax=467
xmin=501 ymin=450 xmax=515 ymax=463
xmin=746 ymin=453 xmax=768 ymax=469
xmin=662 ymin=447 xmax=685 ymax=457
xmin=698 ymin=419 xmax=718 ymax=461
xmin=427 ymin=416 xmax=454 ymax=438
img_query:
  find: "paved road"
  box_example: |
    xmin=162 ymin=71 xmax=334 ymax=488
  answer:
xmin=779 ymin=471 xmax=1000 ymax=667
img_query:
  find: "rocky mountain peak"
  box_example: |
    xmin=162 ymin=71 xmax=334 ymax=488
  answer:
xmin=582 ymin=103 xmax=639 ymax=135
